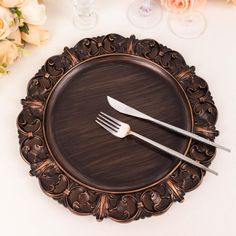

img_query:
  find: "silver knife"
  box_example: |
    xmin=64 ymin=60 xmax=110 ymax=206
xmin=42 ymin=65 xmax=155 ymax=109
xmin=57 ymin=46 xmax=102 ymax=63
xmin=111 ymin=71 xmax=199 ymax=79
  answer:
xmin=107 ymin=96 xmax=231 ymax=152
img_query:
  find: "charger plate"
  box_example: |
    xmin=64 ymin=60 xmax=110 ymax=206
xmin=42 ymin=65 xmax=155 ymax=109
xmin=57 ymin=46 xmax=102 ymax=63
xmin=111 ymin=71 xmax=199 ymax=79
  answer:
xmin=17 ymin=34 xmax=219 ymax=222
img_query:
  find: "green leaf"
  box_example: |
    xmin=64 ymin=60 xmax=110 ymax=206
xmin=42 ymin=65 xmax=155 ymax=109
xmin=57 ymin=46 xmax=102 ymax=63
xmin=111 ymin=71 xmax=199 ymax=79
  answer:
xmin=19 ymin=23 xmax=29 ymax=34
xmin=10 ymin=7 xmax=22 ymax=17
xmin=0 ymin=64 xmax=8 ymax=75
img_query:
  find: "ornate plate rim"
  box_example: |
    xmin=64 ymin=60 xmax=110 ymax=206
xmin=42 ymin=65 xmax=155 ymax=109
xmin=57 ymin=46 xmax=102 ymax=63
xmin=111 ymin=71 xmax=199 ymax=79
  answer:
xmin=17 ymin=33 xmax=219 ymax=222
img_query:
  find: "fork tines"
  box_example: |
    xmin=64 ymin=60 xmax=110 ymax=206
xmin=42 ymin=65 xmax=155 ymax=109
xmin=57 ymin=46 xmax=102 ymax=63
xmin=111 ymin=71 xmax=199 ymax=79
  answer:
xmin=96 ymin=112 xmax=120 ymax=133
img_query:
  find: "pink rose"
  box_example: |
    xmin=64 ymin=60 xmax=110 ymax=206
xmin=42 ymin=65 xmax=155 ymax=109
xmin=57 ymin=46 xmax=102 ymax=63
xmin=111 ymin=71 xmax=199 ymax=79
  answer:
xmin=161 ymin=0 xmax=206 ymax=13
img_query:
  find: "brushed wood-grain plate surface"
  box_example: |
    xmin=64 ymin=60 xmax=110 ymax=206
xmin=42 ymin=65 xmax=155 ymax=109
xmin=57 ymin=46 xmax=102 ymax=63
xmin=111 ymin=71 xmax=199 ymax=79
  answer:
xmin=44 ymin=54 xmax=192 ymax=193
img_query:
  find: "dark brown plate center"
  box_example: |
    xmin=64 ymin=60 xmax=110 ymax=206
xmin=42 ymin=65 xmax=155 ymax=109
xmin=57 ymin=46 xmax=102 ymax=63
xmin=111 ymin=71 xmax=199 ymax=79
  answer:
xmin=44 ymin=54 xmax=192 ymax=193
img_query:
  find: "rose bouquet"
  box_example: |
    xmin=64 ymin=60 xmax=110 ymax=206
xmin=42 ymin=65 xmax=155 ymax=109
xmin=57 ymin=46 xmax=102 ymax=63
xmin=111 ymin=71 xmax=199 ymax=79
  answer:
xmin=0 ymin=0 xmax=48 ymax=75
xmin=160 ymin=0 xmax=236 ymax=12
xmin=160 ymin=0 xmax=206 ymax=12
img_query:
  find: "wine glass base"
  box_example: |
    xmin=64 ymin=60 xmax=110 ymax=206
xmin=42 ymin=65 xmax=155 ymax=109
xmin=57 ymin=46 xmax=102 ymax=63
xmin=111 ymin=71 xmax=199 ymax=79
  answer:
xmin=73 ymin=13 xmax=97 ymax=30
xmin=168 ymin=11 xmax=206 ymax=39
xmin=127 ymin=0 xmax=163 ymax=29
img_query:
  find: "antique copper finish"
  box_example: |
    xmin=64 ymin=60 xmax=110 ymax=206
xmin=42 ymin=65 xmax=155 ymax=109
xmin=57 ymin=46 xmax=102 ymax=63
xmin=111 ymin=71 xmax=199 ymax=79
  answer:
xmin=167 ymin=180 xmax=185 ymax=203
xmin=63 ymin=47 xmax=79 ymax=66
xmin=17 ymin=34 xmax=218 ymax=222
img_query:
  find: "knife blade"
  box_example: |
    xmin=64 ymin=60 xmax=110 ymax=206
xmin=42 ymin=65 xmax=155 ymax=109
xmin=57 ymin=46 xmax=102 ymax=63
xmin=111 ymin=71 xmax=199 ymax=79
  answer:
xmin=107 ymin=96 xmax=231 ymax=152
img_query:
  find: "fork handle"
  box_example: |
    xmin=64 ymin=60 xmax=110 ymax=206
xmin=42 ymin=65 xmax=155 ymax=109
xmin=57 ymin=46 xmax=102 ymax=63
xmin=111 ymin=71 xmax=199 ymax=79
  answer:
xmin=130 ymin=131 xmax=218 ymax=176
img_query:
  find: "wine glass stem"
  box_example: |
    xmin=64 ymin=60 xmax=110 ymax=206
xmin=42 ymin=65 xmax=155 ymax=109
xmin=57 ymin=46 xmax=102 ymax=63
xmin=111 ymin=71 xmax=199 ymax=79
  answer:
xmin=187 ymin=0 xmax=195 ymax=22
xmin=73 ymin=0 xmax=94 ymax=17
xmin=140 ymin=0 xmax=151 ymax=16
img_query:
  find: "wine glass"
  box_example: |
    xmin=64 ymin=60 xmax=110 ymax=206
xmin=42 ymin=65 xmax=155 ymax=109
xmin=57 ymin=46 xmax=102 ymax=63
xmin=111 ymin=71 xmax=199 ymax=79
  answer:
xmin=127 ymin=0 xmax=163 ymax=29
xmin=72 ymin=0 xmax=97 ymax=30
xmin=168 ymin=0 xmax=206 ymax=39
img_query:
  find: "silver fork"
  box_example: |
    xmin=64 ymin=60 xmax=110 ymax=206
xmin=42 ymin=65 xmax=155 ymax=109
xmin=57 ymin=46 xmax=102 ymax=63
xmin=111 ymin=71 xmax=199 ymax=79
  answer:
xmin=95 ymin=112 xmax=218 ymax=176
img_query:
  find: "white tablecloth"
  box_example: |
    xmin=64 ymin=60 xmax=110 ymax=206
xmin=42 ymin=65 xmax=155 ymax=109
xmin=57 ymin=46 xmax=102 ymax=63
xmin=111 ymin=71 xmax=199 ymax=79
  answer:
xmin=0 ymin=0 xmax=235 ymax=235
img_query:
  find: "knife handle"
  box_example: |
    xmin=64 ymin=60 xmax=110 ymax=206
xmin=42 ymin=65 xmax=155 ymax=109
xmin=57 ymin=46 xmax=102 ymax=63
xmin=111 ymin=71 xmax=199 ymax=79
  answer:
xmin=142 ymin=116 xmax=230 ymax=153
